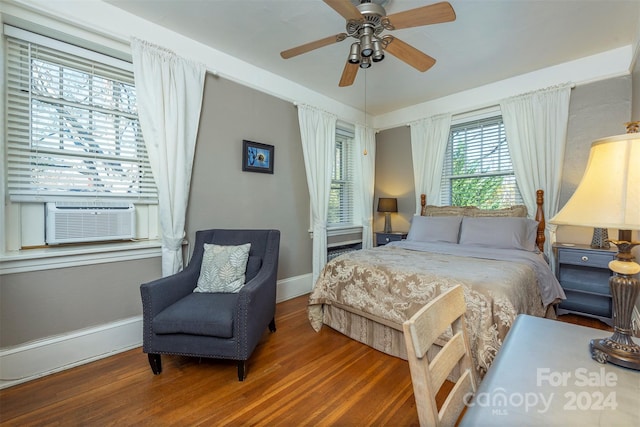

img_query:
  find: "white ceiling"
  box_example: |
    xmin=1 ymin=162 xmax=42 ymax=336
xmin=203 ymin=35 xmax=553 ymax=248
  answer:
xmin=104 ymin=0 xmax=640 ymax=116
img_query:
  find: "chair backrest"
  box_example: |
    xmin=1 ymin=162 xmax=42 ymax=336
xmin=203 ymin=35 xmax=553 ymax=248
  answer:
xmin=188 ymin=229 xmax=279 ymax=270
xmin=402 ymin=285 xmax=477 ymax=427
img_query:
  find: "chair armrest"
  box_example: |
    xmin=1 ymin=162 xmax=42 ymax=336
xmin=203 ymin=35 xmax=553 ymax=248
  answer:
xmin=241 ymin=265 xmax=277 ymax=311
xmin=140 ymin=266 xmax=200 ymax=318
xmin=234 ymin=269 xmax=277 ymax=357
xmin=234 ymin=234 xmax=280 ymax=357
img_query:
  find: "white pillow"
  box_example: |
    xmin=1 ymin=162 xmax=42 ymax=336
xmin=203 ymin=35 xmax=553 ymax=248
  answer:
xmin=194 ymin=243 xmax=251 ymax=293
xmin=407 ymin=215 xmax=462 ymax=243
xmin=459 ymin=217 xmax=539 ymax=251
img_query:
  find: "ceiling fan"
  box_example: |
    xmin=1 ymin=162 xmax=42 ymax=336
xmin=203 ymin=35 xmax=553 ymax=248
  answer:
xmin=280 ymin=0 xmax=456 ymax=87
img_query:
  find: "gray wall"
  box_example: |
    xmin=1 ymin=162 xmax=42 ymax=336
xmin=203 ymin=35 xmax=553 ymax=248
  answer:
xmin=559 ymin=75 xmax=631 ymax=207
xmin=374 ymin=126 xmax=414 ymax=234
xmin=633 ymin=56 xmax=640 ymax=120
xmin=0 ymin=258 xmax=161 ymax=347
xmin=0 ymin=73 xmax=311 ymax=349
xmin=186 ymin=74 xmax=311 ymax=279
xmin=556 ymin=76 xmax=632 ymax=244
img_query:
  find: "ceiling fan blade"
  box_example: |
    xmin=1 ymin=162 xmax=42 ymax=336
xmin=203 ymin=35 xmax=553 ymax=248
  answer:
xmin=386 ymin=1 xmax=456 ymax=30
xmin=323 ymin=0 xmax=362 ymax=21
xmin=281 ymin=33 xmax=347 ymax=59
xmin=339 ymin=61 xmax=359 ymax=87
xmin=384 ymin=37 xmax=436 ymax=72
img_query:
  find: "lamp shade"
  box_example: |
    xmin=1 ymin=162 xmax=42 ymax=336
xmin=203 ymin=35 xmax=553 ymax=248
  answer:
xmin=377 ymin=197 xmax=398 ymax=213
xmin=550 ymin=134 xmax=640 ymax=230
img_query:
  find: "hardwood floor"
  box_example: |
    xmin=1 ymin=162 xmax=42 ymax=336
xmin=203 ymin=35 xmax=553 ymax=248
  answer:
xmin=0 ymin=296 xmax=612 ymax=426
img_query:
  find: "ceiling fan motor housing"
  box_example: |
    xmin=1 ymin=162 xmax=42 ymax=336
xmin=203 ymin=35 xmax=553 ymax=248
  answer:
xmin=346 ymin=1 xmax=390 ymax=65
xmin=347 ymin=2 xmax=390 ymax=36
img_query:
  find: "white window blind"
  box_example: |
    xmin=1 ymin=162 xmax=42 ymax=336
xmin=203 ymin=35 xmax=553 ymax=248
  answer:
xmin=5 ymin=28 xmax=157 ymax=202
xmin=440 ymin=116 xmax=522 ymax=208
xmin=328 ymin=126 xmax=355 ymax=226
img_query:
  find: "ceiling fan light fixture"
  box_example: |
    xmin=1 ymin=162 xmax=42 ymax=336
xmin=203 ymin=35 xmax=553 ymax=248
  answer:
xmin=348 ymin=42 xmax=361 ymax=64
xmin=361 ymin=40 xmax=373 ymax=57
xmin=360 ymin=56 xmax=372 ymax=69
xmin=360 ymin=26 xmax=374 ymax=57
xmin=371 ymin=39 xmax=384 ymax=62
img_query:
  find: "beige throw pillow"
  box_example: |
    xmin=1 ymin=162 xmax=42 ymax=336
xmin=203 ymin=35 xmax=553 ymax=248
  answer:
xmin=194 ymin=243 xmax=251 ymax=293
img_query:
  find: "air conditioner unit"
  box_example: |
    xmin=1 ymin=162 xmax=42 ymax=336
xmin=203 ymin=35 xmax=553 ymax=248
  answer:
xmin=45 ymin=202 xmax=136 ymax=245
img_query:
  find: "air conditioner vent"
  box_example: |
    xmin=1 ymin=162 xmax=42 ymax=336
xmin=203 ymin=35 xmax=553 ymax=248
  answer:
xmin=45 ymin=202 xmax=136 ymax=245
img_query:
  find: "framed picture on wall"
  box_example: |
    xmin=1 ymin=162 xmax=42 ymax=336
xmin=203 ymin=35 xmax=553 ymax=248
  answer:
xmin=242 ymin=140 xmax=274 ymax=174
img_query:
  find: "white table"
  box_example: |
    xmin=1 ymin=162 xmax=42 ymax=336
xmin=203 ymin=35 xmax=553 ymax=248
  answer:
xmin=459 ymin=315 xmax=640 ymax=426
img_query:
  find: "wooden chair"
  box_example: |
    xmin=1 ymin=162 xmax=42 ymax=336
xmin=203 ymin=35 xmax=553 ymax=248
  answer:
xmin=403 ymin=285 xmax=477 ymax=426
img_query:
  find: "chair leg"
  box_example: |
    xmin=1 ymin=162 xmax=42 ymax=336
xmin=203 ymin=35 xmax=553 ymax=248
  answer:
xmin=148 ymin=353 xmax=162 ymax=375
xmin=268 ymin=317 xmax=276 ymax=333
xmin=237 ymin=360 xmax=246 ymax=381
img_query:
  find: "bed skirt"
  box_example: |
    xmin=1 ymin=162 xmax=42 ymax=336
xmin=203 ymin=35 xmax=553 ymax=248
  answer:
xmin=320 ymin=302 xmax=557 ymax=377
xmin=323 ymin=303 xmax=409 ymax=360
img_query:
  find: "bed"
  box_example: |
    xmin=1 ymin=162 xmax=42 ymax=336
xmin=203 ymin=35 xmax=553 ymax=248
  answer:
xmin=308 ymin=190 xmax=566 ymax=378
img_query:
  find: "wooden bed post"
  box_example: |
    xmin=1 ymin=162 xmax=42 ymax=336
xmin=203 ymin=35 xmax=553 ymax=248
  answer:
xmin=535 ymin=190 xmax=545 ymax=252
xmin=420 ymin=194 xmax=427 ymax=216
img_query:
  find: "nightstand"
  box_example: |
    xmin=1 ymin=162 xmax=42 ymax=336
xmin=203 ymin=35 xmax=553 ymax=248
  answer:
xmin=375 ymin=231 xmax=408 ymax=247
xmin=554 ymin=243 xmax=617 ymax=326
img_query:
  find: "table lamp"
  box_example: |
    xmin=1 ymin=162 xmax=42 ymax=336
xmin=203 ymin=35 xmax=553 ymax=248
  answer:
xmin=550 ymin=131 xmax=640 ymax=370
xmin=377 ymin=197 xmax=398 ymax=233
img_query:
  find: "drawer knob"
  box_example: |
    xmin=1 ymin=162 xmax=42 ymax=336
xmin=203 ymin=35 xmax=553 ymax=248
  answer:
xmin=581 ymin=256 xmax=589 ymax=262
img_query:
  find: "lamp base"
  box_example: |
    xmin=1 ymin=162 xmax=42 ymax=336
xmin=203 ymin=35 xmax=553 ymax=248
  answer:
xmin=383 ymin=212 xmax=392 ymax=233
xmin=590 ymin=337 xmax=640 ymax=370
xmin=589 ymin=240 xmax=640 ymax=371
xmin=590 ymin=227 xmax=610 ymax=249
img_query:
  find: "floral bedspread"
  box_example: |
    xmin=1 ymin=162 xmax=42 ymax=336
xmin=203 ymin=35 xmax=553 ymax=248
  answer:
xmin=308 ymin=243 xmax=561 ymax=376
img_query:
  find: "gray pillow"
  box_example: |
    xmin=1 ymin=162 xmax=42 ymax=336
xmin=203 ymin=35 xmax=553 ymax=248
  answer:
xmin=407 ymin=215 xmax=463 ymax=243
xmin=194 ymin=243 xmax=251 ymax=293
xmin=459 ymin=217 xmax=539 ymax=251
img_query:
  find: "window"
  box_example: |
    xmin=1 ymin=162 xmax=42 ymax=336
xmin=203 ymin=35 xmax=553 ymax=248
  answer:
xmin=2 ymin=27 xmax=159 ymax=252
xmin=440 ymin=115 xmax=522 ymax=208
xmin=5 ymin=27 xmax=156 ymax=202
xmin=327 ymin=126 xmax=355 ymax=227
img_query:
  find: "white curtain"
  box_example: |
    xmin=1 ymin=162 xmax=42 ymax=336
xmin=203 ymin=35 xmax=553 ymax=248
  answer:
xmin=410 ymin=113 xmax=452 ymax=211
xmin=500 ymin=84 xmax=572 ymax=258
xmin=131 ymin=38 xmax=206 ymax=276
xmin=298 ymin=105 xmax=337 ymax=284
xmin=355 ymin=124 xmax=376 ymax=249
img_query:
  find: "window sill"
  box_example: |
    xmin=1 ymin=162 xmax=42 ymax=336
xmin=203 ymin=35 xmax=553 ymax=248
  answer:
xmin=308 ymin=225 xmax=363 ymax=239
xmin=327 ymin=225 xmax=362 ymax=237
xmin=0 ymin=240 xmax=163 ymax=275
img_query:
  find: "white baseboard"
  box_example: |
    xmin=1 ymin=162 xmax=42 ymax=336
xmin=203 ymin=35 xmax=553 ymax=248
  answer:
xmin=0 ymin=274 xmax=313 ymax=389
xmin=276 ymin=273 xmax=313 ymax=303
xmin=0 ymin=316 xmax=142 ymax=389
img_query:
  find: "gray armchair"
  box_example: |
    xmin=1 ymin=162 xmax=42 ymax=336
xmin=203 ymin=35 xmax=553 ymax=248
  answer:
xmin=140 ymin=229 xmax=280 ymax=381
